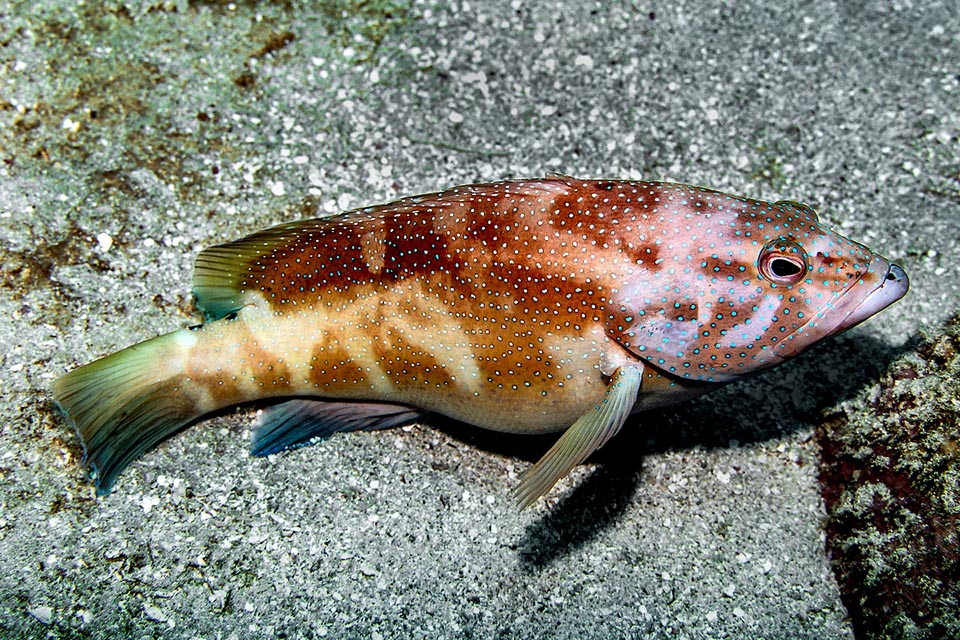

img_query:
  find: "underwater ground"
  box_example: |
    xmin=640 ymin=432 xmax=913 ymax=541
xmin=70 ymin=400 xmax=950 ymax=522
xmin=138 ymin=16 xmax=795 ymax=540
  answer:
xmin=0 ymin=1 xmax=957 ymax=638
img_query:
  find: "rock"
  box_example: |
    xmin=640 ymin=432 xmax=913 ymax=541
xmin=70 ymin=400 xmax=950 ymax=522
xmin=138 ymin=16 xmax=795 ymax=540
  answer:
xmin=818 ymin=314 xmax=960 ymax=639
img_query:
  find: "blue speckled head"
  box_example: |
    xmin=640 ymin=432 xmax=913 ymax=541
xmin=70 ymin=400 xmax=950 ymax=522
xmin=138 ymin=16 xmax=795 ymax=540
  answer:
xmin=606 ymin=186 xmax=909 ymax=382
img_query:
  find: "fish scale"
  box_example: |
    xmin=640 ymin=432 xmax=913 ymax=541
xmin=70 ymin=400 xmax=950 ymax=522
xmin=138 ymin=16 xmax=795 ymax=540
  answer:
xmin=51 ymin=176 xmax=909 ymax=506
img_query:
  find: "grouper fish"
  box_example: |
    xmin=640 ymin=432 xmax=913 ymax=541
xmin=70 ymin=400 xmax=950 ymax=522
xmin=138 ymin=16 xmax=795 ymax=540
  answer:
xmin=52 ymin=176 xmax=909 ymax=506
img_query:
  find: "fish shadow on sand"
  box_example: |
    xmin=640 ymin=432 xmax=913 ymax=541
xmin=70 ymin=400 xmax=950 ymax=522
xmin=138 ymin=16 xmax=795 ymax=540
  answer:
xmin=440 ymin=330 xmax=920 ymax=572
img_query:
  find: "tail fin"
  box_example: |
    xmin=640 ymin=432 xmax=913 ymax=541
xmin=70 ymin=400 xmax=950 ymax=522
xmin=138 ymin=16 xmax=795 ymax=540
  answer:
xmin=51 ymin=331 xmax=205 ymax=495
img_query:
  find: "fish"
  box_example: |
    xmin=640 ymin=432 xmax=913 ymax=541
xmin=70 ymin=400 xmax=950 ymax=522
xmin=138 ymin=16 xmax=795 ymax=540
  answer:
xmin=51 ymin=176 xmax=909 ymax=506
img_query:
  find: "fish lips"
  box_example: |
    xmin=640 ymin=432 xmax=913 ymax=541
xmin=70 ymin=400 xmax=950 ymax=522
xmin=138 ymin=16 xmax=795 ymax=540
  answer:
xmin=774 ymin=259 xmax=909 ymax=360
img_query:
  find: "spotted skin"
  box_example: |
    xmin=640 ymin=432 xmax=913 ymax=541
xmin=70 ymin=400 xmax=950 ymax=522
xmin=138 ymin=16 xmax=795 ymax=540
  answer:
xmin=52 ymin=176 xmax=909 ymax=502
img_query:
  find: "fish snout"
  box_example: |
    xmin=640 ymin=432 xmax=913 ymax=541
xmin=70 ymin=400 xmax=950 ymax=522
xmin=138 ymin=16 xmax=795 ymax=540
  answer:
xmin=833 ymin=258 xmax=910 ymax=333
xmin=885 ymin=263 xmax=909 ymax=296
xmin=844 ymin=261 xmax=909 ymax=329
xmin=773 ymin=257 xmax=909 ymax=361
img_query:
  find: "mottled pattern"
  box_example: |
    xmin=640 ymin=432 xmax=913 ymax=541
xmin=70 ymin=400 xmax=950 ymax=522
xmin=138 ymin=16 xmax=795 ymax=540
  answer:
xmin=53 ymin=176 xmax=909 ymax=500
xmin=818 ymin=314 xmax=960 ymax=639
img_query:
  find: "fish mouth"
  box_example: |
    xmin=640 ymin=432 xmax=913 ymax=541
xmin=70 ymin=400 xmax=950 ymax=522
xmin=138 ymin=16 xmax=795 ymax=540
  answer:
xmin=774 ymin=259 xmax=909 ymax=360
xmin=838 ymin=262 xmax=909 ymax=329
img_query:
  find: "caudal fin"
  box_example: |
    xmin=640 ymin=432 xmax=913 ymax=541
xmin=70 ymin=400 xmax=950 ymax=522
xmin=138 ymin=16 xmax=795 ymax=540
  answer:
xmin=51 ymin=331 xmax=205 ymax=495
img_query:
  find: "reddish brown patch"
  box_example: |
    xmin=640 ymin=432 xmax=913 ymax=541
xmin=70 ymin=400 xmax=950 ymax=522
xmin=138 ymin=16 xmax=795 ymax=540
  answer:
xmin=250 ymin=31 xmax=296 ymax=59
xmin=381 ymin=212 xmax=452 ymax=282
xmin=307 ymin=340 xmax=371 ymax=393
xmin=185 ymin=326 xmax=295 ymax=407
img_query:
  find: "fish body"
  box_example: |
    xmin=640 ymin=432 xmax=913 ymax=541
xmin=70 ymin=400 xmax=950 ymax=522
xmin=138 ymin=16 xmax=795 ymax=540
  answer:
xmin=52 ymin=177 xmax=909 ymax=504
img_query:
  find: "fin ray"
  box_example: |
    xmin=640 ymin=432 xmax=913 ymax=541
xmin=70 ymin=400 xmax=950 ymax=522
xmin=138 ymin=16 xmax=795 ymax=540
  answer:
xmin=51 ymin=332 xmax=204 ymax=495
xmin=251 ymin=398 xmax=425 ymax=457
xmin=193 ymin=219 xmax=332 ymax=320
xmin=511 ymin=364 xmax=643 ymax=509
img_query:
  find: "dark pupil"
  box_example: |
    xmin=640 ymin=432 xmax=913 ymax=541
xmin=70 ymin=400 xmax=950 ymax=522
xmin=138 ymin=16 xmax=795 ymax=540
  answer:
xmin=771 ymin=258 xmax=802 ymax=277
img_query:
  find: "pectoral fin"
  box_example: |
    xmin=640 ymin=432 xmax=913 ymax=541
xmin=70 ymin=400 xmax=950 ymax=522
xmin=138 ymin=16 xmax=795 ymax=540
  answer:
xmin=512 ymin=364 xmax=644 ymax=509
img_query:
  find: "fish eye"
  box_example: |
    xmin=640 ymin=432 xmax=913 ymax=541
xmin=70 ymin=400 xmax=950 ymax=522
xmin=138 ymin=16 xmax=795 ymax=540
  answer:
xmin=770 ymin=257 xmax=803 ymax=277
xmin=758 ymin=239 xmax=808 ymax=285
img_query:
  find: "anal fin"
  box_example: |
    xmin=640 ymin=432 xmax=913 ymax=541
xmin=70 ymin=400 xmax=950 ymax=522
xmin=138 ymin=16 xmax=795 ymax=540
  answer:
xmin=251 ymin=398 xmax=425 ymax=457
xmin=511 ymin=364 xmax=644 ymax=509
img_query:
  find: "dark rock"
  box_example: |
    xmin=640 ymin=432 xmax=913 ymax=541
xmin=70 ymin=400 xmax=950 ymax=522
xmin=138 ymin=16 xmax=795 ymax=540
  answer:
xmin=818 ymin=314 xmax=960 ymax=640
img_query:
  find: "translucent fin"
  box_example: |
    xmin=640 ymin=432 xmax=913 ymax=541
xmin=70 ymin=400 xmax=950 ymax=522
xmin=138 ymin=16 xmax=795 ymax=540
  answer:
xmin=192 ymin=219 xmax=333 ymax=320
xmin=51 ymin=331 xmax=201 ymax=495
xmin=512 ymin=364 xmax=644 ymax=509
xmin=251 ymin=399 xmax=425 ymax=457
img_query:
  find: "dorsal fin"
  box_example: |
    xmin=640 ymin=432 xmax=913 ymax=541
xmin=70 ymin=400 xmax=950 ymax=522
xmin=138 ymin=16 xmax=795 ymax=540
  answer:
xmin=192 ymin=179 xmax=574 ymax=320
xmin=192 ymin=219 xmax=332 ymax=320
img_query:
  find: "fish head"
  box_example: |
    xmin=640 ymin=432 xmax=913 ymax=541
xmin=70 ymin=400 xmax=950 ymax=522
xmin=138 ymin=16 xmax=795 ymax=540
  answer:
xmin=606 ymin=191 xmax=909 ymax=383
